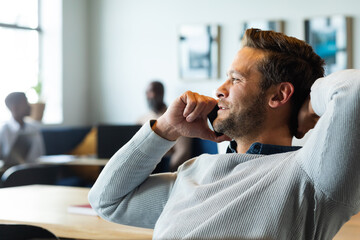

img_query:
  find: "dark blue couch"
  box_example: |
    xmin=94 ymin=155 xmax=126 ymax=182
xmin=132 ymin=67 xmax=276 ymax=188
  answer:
xmin=40 ymin=126 xmax=218 ymax=157
xmin=41 ymin=126 xmax=92 ymax=155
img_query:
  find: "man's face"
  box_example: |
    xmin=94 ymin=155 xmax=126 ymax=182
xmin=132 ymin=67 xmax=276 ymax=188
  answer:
xmin=213 ymin=47 xmax=268 ymax=140
xmin=146 ymin=85 xmax=155 ymax=101
xmin=12 ymin=96 xmax=31 ymax=119
xmin=146 ymin=84 xmax=162 ymax=111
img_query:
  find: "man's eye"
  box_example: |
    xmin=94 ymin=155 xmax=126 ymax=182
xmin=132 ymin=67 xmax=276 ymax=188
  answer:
xmin=232 ymin=78 xmax=240 ymax=83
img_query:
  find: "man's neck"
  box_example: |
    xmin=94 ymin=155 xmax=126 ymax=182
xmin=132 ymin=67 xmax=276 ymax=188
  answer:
xmin=13 ymin=117 xmax=25 ymax=128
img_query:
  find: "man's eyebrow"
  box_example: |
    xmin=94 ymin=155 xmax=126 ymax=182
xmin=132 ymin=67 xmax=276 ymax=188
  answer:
xmin=228 ymin=70 xmax=247 ymax=78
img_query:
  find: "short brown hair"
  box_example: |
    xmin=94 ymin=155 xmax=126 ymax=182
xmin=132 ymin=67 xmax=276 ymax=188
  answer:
xmin=242 ymin=28 xmax=325 ymax=136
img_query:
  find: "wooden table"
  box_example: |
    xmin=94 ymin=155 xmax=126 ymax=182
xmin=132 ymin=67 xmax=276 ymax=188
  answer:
xmin=334 ymin=213 xmax=360 ymax=239
xmin=0 ymin=185 xmax=358 ymax=239
xmin=0 ymin=185 xmax=153 ymax=240
xmin=38 ymin=155 xmax=109 ymax=166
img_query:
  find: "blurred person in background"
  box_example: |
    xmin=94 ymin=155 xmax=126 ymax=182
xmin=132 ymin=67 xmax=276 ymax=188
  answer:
xmin=0 ymin=92 xmax=45 ymax=171
xmin=137 ymin=81 xmax=192 ymax=172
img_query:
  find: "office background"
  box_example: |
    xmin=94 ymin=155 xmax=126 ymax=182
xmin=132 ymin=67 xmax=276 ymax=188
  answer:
xmin=51 ymin=0 xmax=360 ymax=126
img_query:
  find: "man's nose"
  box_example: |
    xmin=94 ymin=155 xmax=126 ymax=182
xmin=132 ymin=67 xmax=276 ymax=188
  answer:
xmin=215 ymin=80 xmax=230 ymax=99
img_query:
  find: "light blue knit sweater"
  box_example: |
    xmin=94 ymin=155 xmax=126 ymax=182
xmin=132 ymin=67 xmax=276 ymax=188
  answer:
xmin=89 ymin=69 xmax=360 ymax=240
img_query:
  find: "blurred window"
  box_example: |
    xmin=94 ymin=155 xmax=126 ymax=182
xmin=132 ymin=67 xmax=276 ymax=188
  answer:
xmin=0 ymin=0 xmax=40 ymax=121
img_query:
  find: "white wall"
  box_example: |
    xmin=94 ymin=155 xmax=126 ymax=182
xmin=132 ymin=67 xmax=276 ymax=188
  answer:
xmin=61 ymin=0 xmax=89 ymax=126
xmin=85 ymin=0 xmax=359 ymax=125
xmin=41 ymin=0 xmax=62 ymax=124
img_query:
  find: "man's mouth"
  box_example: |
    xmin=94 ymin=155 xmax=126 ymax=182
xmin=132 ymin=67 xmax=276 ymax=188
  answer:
xmin=218 ymin=105 xmax=228 ymax=110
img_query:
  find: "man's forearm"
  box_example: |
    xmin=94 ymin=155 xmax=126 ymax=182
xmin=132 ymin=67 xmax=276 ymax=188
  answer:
xmin=88 ymin=121 xmax=177 ymax=227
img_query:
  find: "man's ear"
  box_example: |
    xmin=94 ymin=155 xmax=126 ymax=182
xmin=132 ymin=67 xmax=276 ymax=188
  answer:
xmin=268 ymin=82 xmax=294 ymax=108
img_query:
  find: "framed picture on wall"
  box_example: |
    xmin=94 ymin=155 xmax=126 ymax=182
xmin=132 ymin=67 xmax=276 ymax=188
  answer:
xmin=305 ymin=16 xmax=352 ymax=75
xmin=178 ymin=24 xmax=220 ymax=80
xmin=240 ymin=20 xmax=284 ymax=40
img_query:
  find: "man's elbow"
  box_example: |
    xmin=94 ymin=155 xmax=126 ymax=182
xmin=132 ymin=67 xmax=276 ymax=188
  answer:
xmin=87 ymin=187 xmax=116 ymax=220
xmin=88 ymin=188 xmax=102 ymax=214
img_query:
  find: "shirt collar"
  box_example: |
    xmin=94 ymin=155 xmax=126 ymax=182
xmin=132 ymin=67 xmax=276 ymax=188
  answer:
xmin=226 ymin=140 xmax=301 ymax=155
xmin=8 ymin=117 xmax=21 ymax=131
xmin=8 ymin=117 xmax=31 ymax=132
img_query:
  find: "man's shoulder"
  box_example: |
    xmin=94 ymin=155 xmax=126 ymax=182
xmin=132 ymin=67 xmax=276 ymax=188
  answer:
xmin=23 ymin=120 xmax=43 ymax=134
xmin=0 ymin=121 xmax=6 ymax=129
xmin=0 ymin=120 xmax=12 ymax=132
xmin=24 ymin=119 xmax=41 ymax=127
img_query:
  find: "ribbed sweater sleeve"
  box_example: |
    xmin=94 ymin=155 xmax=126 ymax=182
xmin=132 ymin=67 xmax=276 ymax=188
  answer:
xmin=297 ymin=69 xmax=360 ymax=208
xmin=88 ymin=121 xmax=177 ymax=228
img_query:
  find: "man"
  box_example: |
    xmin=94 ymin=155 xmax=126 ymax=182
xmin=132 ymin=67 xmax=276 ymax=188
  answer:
xmin=0 ymin=92 xmax=45 ymax=170
xmin=137 ymin=81 xmax=192 ymax=172
xmin=137 ymin=81 xmax=168 ymax=124
xmin=89 ymin=29 xmax=360 ymax=239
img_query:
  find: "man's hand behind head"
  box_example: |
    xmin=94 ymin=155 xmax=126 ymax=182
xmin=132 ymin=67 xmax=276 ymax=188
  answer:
xmin=296 ymin=96 xmax=320 ymax=139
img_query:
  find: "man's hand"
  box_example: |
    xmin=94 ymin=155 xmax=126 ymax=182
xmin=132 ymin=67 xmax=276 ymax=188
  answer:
xmin=296 ymin=96 xmax=320 ymax=139
xmin=152 ymin=91 xmax=231 ymax=142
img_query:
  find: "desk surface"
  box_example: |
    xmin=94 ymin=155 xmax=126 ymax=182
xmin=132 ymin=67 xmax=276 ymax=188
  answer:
xmin=38 ymin=155 xmax=109 ymax=166
xmin=0 ymin=185 xmax=359 ymax=239
xmin=334 ymin=213 xmax=360 ymax=240
xmin=0 ymin=185 xmax=153 ymax=240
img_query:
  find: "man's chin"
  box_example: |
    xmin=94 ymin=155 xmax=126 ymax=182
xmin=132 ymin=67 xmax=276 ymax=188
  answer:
xmin=213 ymin=115 xmax=225 ymax=125
xmin=213 ymin=119 xmax=226 ymax=135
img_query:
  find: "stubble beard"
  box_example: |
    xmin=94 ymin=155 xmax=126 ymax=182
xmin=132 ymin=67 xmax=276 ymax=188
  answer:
xmin=214 ymin=92 xmax=267 ymax=140
xmin=148 ymin=99 xmax=165 ymax=114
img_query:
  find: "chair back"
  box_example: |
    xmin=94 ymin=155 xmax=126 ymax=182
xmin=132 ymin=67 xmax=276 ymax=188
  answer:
xmin=0 ymin=164 xmax=63 ymax=188
xmin=0 ymin=224 xmax=59 ymax=240
xmin=97 ymin=124 xmax=142 ymax=158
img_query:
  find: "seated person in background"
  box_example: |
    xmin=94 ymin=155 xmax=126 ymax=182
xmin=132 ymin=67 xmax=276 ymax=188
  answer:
xmin=137 ymin=81 xmax=192 ymax=172
xmin=0 ymin=92 xmax=45 ymax=170
xmin=89 ymin=29 xmax=360 ymax=239
xmin=137 ymin=81 xmax=167 ymax=123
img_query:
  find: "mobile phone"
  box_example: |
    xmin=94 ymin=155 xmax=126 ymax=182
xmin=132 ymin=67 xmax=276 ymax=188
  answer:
xmin=207 ymin=105 xmax=223 ymax=136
